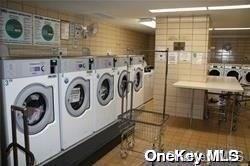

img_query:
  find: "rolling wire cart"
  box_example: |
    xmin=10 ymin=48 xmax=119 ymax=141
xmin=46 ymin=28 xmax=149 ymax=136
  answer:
xmin=118 ymin=49 xmax=169 ymax=159
xmin=4 ymin=105 xmax=35 ymax=166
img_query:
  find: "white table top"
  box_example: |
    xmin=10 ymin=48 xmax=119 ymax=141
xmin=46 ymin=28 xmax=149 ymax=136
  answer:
xmin=173 ymin=76 xmax=244 ymax=92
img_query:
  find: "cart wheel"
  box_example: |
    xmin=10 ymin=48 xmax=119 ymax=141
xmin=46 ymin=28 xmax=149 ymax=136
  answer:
xmin=127 ymin=141 xmax=134 ymax=149
xmin=120 ymin=150 xmax=128 ymax=159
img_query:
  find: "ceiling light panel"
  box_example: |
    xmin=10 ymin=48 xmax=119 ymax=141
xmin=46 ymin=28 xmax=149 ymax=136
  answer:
xmin=149 ymin=7 xmax=207 ymax=13
xmin=208 ymin=4 xmax=250 ymax=10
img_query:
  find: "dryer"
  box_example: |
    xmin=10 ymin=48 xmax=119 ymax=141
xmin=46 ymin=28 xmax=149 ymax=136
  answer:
xmin=114 ymin=56 xmax=130 ymax=116
xmin=93 ymin=56 xmax=116 ymax=131
xmin=130 ymin=55 xmax=144 ymax=108
xmin=58 ymin=57 xmax=95 ymax=150
xmin=224 ymin=64 xmax=242 ymax=81
xmin=0 ymin=58 xmax=61 ymax=165
xmin=208 ymin=63 xmax=224 ymax=76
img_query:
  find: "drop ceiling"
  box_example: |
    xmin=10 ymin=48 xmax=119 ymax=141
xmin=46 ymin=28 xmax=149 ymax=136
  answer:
xmin=29 ymin=0 xmax=250 ymax=34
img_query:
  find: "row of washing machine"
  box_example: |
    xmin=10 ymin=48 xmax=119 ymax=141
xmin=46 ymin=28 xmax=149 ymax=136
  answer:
xmin=208 ymin=63 xmax=250 ymax=85
xmin=0 ymin=55 xmax=144 ymax=165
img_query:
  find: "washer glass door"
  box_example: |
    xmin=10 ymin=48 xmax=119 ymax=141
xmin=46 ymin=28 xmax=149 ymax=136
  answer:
xmin=134 ymin=68 xmax=143 ymax=92
xmin=118 ymin=71 xmax=129 ymax=97
xmin=227 ymin=70 xmax=239 ymax=80
xmin=245 ymin=72 xmax=250 ymax=83
xmin=65 ymin=77 xmax=90 ymax=117
xmin=15 ymin=84 xmax=54 ymax=135
xmin=97 ymin=73 xmax=114 ymax=106
xmin=209 ymin=69 xmax=220 ymax=76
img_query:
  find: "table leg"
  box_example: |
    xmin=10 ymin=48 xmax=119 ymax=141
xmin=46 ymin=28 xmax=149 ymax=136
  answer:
xmin=190 ymin=89 xmax=194 ymax=128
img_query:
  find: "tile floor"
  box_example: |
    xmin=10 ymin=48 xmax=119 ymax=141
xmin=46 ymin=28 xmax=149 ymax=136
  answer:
xmin=95 ymin=100 xmax=250 ymax=165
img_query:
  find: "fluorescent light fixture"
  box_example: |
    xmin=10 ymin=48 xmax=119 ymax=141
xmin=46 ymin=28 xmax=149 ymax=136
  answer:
xmin=208 ymin=4 xmax=250 ymax=10
xmin=149 ymin=7 xmax=207 ymax=13
xmin=139 ymin=18 xmax=156 ymax=28
xmin=210 ymin=27 xmax=250 ymax=31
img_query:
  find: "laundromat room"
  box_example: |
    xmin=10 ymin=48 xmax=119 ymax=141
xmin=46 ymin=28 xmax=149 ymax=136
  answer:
xmin=0 ymin=0 xmax=250 ymax=165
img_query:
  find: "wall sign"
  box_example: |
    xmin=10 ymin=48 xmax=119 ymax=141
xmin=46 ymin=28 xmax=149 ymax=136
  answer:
xmin=192 ymin=52 xmax=204 ymax=64
xmin=33 ymin=15 xmax=60 ymax=46
xmin=0 ymin=8 xmax=32 ymax=44
xmin=179 ymin=52 xmax=191 ymax=63
xmin=60 ymin=21 xmax=69 ymax=40
xmin=168 ymin=52 xmax=178 ymax=64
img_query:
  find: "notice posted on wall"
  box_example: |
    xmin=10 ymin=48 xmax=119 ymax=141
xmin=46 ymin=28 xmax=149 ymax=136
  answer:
xmin=179 ymin=51 xmax=191 ymax=63
xmin=33 ymin=15 xmax=60 ymax=46
xmin=192 ymin=52 xmax=204 ymax=64
xmin=0 ymin=8 xmax=32 ymax=44
xmin=168 ymin=52 xmax=178 ymax=64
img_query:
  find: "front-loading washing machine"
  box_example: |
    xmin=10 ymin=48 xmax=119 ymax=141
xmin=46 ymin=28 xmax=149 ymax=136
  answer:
xmin=58 ymin=57 xmax=95 ymax=150
xmin=0 ymin=58 xmax=61 ymax=165
xmin=241 ymin=65 xmax=250 ymax=85
xmin=93 ymin=56 xmax=116 ymax=131
xmin=208 ymin=63 xmax=224 ymax=76
xmin=130 ymin=55 xmax=144 ymax=108
xmin=224 ymin=64 xmax=242 ymax=81
xmin=114 ymin=56 xmax=130 ymax=116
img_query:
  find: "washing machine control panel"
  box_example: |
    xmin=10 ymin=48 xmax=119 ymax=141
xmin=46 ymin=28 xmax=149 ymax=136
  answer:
xmin=131 ymin=56 xmax=144 ymax=65
xmin=114 ymin=57 xmax=128 ymax=68
xmin=0 ymin=59 xmax=56 ymax=79
xmin=60 ymin=58 xmax=89 ymax=73
xmin=95 ymin=57 xmax=114 ymax=69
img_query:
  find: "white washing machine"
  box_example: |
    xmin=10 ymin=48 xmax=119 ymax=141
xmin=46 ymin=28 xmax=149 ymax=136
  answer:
xmin=58 ymin=57 xmax=95 ymax=150
xmin=0 ymin=58 xmax=61 ymax=165
xmin=93 ymin=56 xmax=116 ymax=132
xmin=130 ymin=55 xmax=144 ymax=108
xmin=224 ymin=64 xmax=242 ymax=81
xmin=241 ymin=65 xmax=250 ymax=85
xmin=208 ymin=63 xmax=224 ymax=76
xmin=114 ymin=57 xmax=130 ymax=116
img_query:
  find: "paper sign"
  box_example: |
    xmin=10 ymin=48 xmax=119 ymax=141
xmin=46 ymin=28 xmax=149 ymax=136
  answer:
xmin=60 ymin=21 xmax=69 ymax=40
xmin=179 ymin=52 xmax=191 ymax=63
xmin=168 ymin=52 xmax=178 ymax=64
xmin=33 ymin=15 xmax=60 ymax=45
xmin=0 ymin=8 xmax=32 ymax=44
xmin=70 ymin=88 xmax=81 ymax=103
xmin=192 ymin=52 xmax=204 ymax=64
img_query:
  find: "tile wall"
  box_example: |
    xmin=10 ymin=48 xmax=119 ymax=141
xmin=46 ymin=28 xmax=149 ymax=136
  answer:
xmin=153 ymin=16 xmax=210 ymax=119
xmin=210 ymin=37 xmax=250 ymax=64
xmin=0 ymin=0 xmax=150 ymax=57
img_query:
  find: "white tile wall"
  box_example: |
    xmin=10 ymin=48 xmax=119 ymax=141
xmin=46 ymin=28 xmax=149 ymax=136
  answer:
xmin=153 ymin=16 xmax=209 ymax=119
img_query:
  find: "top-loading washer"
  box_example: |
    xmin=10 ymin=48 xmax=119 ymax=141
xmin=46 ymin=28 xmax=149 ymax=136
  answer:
xmin=224 ymin=64 xmax=242 ymax=81
xmin=58 ymin=56 xmax=95 ymax=150
xmin=208 ymin=63 xmax=224 ymax=76
xmin=114 ymin=56 xmax=130 ymax=116
xmin=93 ymin=56 xmax=116 ymax=132
xmin=130 ymin=55 xmax=144 ymax=108
xmin=0 ymin=58 xmax=61 ymax=165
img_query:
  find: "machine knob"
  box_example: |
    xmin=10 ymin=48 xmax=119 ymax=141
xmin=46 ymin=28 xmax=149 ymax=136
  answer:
xmin=41 ymin=66 xmax=45 ymax=72
xmin=64 ymin=78 xmax=69 ymax=84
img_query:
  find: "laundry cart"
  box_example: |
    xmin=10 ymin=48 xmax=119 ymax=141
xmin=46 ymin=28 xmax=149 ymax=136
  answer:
xmin=118 ymin=50 xmax=169 ymax=159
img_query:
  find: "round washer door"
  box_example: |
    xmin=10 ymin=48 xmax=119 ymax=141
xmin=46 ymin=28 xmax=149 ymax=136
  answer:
xmin=134 ymin=68 xmax=143 ymax=92
xmin=97 ymin=73 xmax=114 ymax=106
xmin=15 ymin=84 xmax=54 ymax=135
xmin=227 ymin=70 xmax=239 ymax=80
xmin=118 ymin=70 xmax=129 ymax=97
xmin=245 ymin=72 xmax=250 ymax=83
xmin=209 ymin=69 xmax=220 ymax=76
xmin=65 ymin=77 xmax=90 ymax=117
